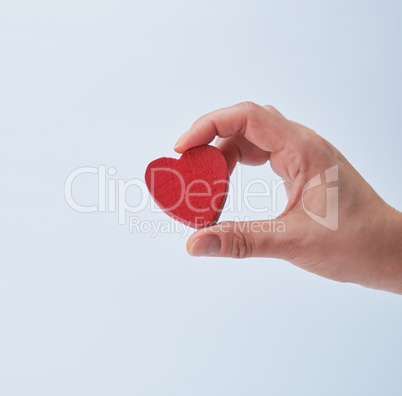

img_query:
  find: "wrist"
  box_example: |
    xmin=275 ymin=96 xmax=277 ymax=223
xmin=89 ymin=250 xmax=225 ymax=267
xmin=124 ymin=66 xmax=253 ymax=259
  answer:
xmin=374 ymin=206 xmax=402 ymax=294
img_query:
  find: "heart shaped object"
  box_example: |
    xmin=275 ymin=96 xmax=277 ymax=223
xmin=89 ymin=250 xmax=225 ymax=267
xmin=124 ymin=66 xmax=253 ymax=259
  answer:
xmin=145 ymin=145 xmax=229 ymax=229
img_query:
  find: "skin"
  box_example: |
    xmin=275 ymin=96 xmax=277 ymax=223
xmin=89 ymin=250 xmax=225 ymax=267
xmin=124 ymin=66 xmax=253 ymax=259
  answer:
xmin=174 ymin=102 xmax=402 ymax=294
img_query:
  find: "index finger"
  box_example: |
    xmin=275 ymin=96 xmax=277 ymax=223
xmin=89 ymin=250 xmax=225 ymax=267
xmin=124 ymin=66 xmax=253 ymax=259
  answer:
xmin=174 ymin=102 xmax=292 ymax=153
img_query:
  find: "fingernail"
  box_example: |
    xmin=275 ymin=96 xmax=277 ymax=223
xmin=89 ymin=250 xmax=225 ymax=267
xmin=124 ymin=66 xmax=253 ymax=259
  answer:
xmin=174 ymin=130 xmax=188 ymax=150
xmin=189 ymin=235 xmax=221 ymax=257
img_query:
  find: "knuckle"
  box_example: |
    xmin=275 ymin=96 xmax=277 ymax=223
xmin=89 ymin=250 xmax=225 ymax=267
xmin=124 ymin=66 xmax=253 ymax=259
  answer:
xmin=238 ymin=101 xmax=259 ymax=112
xmin=230 ymin=230 xmax=254 ymax=259
xmin=263 ymin=104 xmax=277 ymax=113
xmin=263 ymin=104 xmax=285 ymax=118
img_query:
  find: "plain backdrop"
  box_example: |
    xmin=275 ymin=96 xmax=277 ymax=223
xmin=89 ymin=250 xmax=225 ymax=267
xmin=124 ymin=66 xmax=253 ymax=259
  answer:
xmin=1 ymin=1 xmax=401 ymax=395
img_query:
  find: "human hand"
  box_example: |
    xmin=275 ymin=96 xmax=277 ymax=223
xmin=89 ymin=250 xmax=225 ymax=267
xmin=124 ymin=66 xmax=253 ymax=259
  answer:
xmin=174 ymin=102 xmax=402 ymax=294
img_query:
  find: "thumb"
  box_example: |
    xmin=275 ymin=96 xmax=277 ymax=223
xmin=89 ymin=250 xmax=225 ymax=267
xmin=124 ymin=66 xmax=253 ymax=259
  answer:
xmin=186 ymin=219 xmax=290 ymax=259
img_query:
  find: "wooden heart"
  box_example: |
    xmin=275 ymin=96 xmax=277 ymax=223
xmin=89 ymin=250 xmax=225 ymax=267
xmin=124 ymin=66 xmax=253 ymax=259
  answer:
xmin=145 ymin=145 xmax=229 ymax=229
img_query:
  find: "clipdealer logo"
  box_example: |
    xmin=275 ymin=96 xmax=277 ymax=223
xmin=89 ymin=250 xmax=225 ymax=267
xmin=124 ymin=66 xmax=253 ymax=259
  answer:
xmin=64 ymin=164 xmax=339 ymax=233
xmin=302 ymin=165 xmax=338 ymax=231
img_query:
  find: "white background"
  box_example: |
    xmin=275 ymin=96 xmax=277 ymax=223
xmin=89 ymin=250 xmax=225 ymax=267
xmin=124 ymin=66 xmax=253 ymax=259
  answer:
xmin=1 ymin=0 xmax=401 ymax=395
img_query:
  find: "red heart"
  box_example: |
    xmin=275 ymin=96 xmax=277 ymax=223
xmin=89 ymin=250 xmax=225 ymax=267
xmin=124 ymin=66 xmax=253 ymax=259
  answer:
xmin=145 ymin=145 xmax=229 ymax=229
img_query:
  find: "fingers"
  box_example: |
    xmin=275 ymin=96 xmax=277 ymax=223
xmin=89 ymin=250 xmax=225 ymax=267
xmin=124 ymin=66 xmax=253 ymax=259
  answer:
xmin=215 ymin=135 xmax=271 ymax=174
xmin=186 ymin=219 xmax=294 ymax=259
xmin=174 ymin=102 xmax=293 ymax=154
